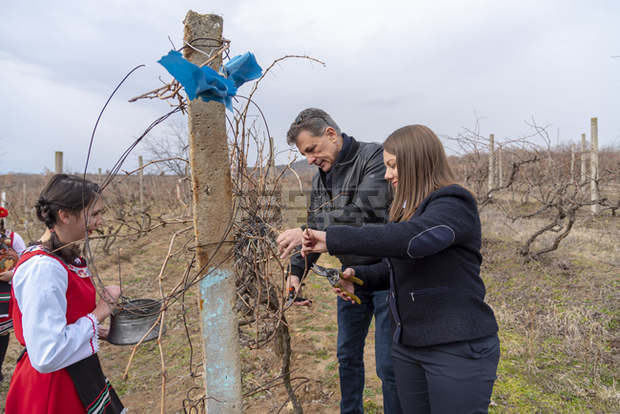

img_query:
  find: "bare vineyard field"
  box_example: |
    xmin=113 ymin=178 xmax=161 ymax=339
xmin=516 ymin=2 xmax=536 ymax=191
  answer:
xmin=0 ymin=170 xmax=618 ymax=413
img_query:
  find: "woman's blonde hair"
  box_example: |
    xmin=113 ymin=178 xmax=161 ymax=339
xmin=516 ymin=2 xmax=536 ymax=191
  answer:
xmin=384 ymin=125 xmax=457 ymax=222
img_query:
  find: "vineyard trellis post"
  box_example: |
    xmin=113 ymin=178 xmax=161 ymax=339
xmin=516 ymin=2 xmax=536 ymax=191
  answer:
xmin=580 ymin=132 xmax=587 ymax=185
xmin=570 ymin=144 xmax=576 ymax=184
xmin=55 ymin=151 xmax=63 ymax=174
xmin=184 ymin=11 xmax=242 ymax=413
xmin=498 ymin=145 xmax=503 ymax=187
xmin=590 ymin=117 xmax=599 ymax=214
xmin=488 ymin=133 xmax=495 ymax=193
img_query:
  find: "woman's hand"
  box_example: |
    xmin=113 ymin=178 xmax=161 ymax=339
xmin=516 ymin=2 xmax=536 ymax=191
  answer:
xmin=98 ymin=326 xmax=109 ymax=340
xmin=0 ymin=270 xmax=13 ymax=282
xmin=301 ymin=229 xmax=328 ymax=257
xmin=332 ymin=268 xmax=358 ymax=304
xmin=92 ymin=285 xmax=121 ymax=323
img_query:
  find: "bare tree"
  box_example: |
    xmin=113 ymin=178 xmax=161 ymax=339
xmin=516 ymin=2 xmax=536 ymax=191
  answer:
xmin=144 ymin=114 xmax=190 ymax=177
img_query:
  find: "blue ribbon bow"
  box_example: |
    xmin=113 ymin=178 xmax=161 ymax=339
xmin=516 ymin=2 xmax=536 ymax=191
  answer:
xmin=158 ymin=50 xmax=262 ymax=110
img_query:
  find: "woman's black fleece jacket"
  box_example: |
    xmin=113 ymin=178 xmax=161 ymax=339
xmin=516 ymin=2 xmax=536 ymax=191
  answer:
xmin=326 ymin=184 xmax=498 ymax=347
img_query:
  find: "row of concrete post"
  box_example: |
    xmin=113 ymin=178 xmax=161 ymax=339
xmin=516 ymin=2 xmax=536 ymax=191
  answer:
xmin=53 ymin=153 xmax=145 ymax=216
xmin=488 ymin=117 xmax=601 ymax=214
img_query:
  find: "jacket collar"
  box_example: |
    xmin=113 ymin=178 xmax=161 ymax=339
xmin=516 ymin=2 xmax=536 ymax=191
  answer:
xmin=333 ymin=133 xmax=360 ymax=167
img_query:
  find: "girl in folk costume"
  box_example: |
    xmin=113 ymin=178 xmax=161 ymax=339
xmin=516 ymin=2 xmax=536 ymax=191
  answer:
xmin=0 ymin=206 xmax=27 ymax=383
xmin=5 ymin=174 xmax=126 ymax=414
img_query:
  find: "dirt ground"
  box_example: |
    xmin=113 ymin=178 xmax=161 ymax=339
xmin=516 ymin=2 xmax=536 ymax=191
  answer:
xmin=0 ymin=221 xmax=383 ymax=413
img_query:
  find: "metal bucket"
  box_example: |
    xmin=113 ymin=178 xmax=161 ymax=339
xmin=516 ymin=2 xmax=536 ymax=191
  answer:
xmin=107 ymin=298 xmax=165 ymax=345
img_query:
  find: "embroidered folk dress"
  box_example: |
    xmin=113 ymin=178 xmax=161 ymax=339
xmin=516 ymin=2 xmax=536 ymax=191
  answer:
xmin=0 ymin=230 xmax=26 ymax=334
xmin=5 ymin=246 xmax=101 ymax=413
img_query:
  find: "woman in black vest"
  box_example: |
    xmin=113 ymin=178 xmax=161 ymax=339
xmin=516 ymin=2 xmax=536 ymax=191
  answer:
xmin=302 ymin=124 xmax=500 ymax=413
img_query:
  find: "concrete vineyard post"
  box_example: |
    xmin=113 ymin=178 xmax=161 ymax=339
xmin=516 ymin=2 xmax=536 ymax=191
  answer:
xmin=184 ymin=11 xmax=242 ymax=413
xmin=498 ymin=145 xmax=503 ymax=188
xmin=570 ymin=144 xmax=576 ymax=184
xmin=580 ymin=133 xmax=587 ymax=185
xmin=488 ymin=134 xmax=495 ymax=193
xmin=55 ymin=151 xmax=63 ymax=174
xmin=590 ymin=118 xmax=599 ymax=214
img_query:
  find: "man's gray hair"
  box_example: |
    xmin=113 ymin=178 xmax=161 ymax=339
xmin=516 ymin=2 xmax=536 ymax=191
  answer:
xmin=286 ymin=108 xmax=342 ymax=145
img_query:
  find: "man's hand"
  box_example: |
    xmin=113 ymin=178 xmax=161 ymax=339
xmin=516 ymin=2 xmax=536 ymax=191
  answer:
xmin=277 ymin=228 xmax=304 ymax=259
xmin=332 ymin=268 xmax=358 ymax=304
xmin=286 ymin=275 xmax=312 ymax=307
xmin=301 ymin=229 xmax=328 ymax=257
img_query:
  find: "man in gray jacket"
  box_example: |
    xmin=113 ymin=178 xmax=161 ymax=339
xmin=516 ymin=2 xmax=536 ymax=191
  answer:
xmin=277 ymin=108 xmax=401 ymax=413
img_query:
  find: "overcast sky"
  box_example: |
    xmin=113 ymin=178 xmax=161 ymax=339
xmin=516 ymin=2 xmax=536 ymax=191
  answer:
xmin=1 ymin=0 xmax=618 ymax=174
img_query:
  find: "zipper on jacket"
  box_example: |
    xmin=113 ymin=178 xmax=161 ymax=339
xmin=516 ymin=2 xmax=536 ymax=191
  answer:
xmin=409 ymin=287 xmax=449 ymax=302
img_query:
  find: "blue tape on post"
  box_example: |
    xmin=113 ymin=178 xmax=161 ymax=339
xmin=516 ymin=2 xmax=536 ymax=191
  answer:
xmin=222 ymin=52 xmax=263 ymax=87
xmin=158 ymin=50 xmax=262 ymax=110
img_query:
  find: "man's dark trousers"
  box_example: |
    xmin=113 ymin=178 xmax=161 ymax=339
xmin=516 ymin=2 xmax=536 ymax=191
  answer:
xmin=337 ymin=290 xmax=402 ymax=414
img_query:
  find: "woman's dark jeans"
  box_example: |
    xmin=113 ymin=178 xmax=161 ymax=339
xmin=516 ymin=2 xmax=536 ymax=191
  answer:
xmin=337 ymin=291 xmax=402 ymax=414
xmin=391 ymin=333 xmax=500 ymax=413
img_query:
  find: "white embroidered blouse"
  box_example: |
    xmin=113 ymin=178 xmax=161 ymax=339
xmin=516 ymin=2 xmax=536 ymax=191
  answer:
xmin=12 ymin=254 xmax=99 ymax=373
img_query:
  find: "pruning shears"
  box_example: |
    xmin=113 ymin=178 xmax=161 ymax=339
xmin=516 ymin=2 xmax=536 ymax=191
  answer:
xmin=311 ymin=264 xmax=364 ymax=304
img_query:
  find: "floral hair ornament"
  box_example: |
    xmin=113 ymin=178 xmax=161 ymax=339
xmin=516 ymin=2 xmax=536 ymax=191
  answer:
xmin=0 ymin=207 xmax=8 ymax=218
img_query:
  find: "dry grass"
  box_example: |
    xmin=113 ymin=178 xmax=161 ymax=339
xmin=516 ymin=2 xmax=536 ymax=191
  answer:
xmin=481 ymin=208 xmax=619 ymax=413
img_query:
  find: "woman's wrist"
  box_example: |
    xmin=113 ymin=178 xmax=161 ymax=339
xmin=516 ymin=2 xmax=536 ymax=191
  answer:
xmin=92 ymin=302 xmax=112 ymax=323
